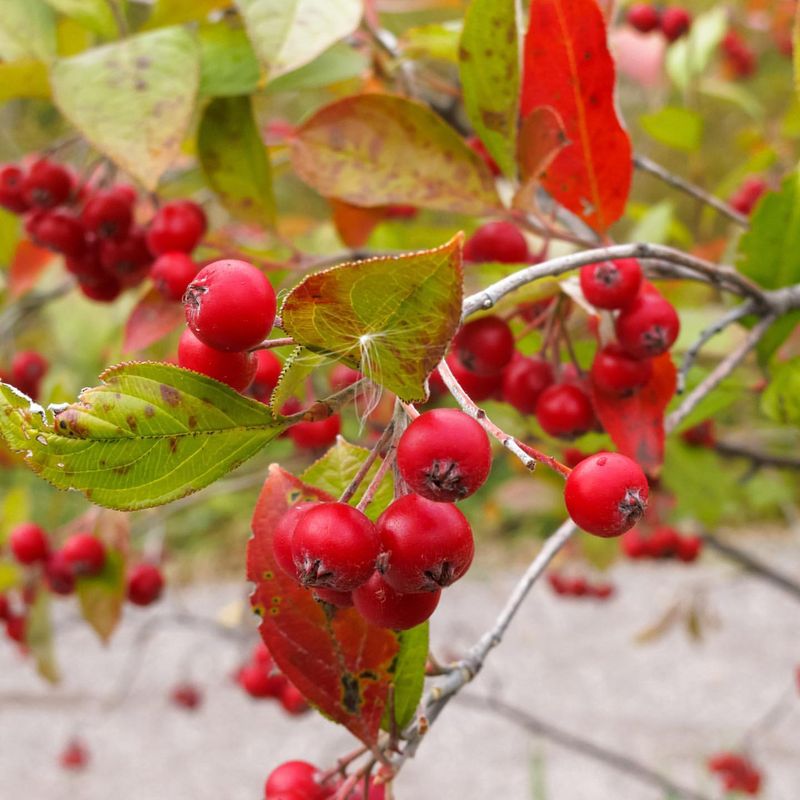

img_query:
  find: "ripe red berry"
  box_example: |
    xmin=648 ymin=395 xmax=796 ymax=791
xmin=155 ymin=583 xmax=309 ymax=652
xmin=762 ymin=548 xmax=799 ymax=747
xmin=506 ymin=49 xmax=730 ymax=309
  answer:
xmin=127 ymin=563 xmax=165 ymax=606
xmin=627 ymin=3 xmax=661 ymax=32
xmin=239 ymin=662 xmax=286 ymax=698
xmin=10 ymin=350 xmax=48 ymax=398
xmin=676 ymin=534 xmax=703 ymax=563
xmin=77 ymin=272 xmax=123 ymax=303
xmin=311 ymin=587 xmax=354 ymax=607
xmin=660 ymin=7 xmax=692 ymax=42
xmin=384 ymin=204 xmax=417 ymax=219
xmin=444 ymin=352 xmax=503 ymax=401
xmin=564 ymin=452 xmax=648 ymax=537
xmin=150 ymin=252 xmax=198 ymax=301
xmin=61 ymin=532 xmax=106 ymax=577
xmin=29 ymin=210 xmax=86 ymax=257
xmin=273 ymin=502 xmax=315 ymax=578
xmin=722 ymin=31 xmax=757 ymax=79
xmin=99 ymin=227 xmax=152 ymax=287
xmin=279 ymin=681 xmax=309 ymax=715
xmin=729 ymin=176 xmax=767 ymax=216
xmin=291 ymin=502 xmax=379 ymax=591
xmin=0 ymin=594 xmax=8 ymax=621
xmin=590 ymin=344 xmax=653 ymax=395
xmin=535 ymin=383 xmax=594 ymax=439
xmin=22 ymin=159 xmax=73 ymax=209
xmin=681 ymin=419 xmax=716 ymax=447
xmin=44 ymin=551 xmax=76 ymax=595
xmin=453 ymin=316 xmax=515 ymax=376
xmin=377 ymin=493 xmax=474 ymax=592
xmin=463 ymin=221 xmax=529 ymax=264
xmin=501 ymin=354 xmax=555 ymax=414
xmin=146 ymin=200 xmax=207 ymax=255
xmin=353 ymin=572 xmax=441 ymax=630
xmin=9 ymin=522 xmax=50 ymax=565
xmin=5 ymin=612 xmax=26 ymax=644
xmin=171 ymin=682 xmax=203 ymax=710
xmin=620 ymin=528 xmax=647 ymax=559
xmin=396 ymin=409 xmax=491 ymax=502
xmin=265 ymin=761 xmax=328 ymax=800
xmin=81 ymin=189 xmax=133 ymax=240
xmin=287 ymin=415 xmax=341 ymax=450
xmin=0 ymin=164 xmax=30 ymax=213
xmin=184 ymin=259 xmax=276 ymax=352
xmin=250 ymin=350 xmax=283 ymax=403
xmin=177 ymin=328 xmax=257 ymax=392
xmin=59 ymin=738 xmax=89 ymax=771
xmin=579 ymin=259 xmax=642 ymax=310
xmin=615 ymin=289 xmax=680 ymax=359
xmin=329 ymin=363 xmax=362 ymax=392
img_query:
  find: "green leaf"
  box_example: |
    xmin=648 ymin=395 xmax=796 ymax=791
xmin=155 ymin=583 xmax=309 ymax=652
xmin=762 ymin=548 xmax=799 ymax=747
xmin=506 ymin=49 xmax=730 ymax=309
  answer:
xmin=270 ymin=346 xmax=327 ymax=411
xmin=290 ymin=94 xmax=501 ymax=215
xmin=198 ymin=95 xmax=275 ymax=226
xmin=281 ymin=235 xmax=464 ymax=403
xmin=0 ymin=0 xmax=56 ymax=63
xmin=144 ymin=0 xmax=230 ymax=29
xmin=698 ymin=78 xmax=763 ymax=121
xmin=198 ymin=23 xmax=261 ymax=97
xmin=301 ymin=438 xmax=394 ymax=521
xmin=236 ymin=0 xmax=362 ymax=80
xmin=400 ymin=23 xmax=461 ymax=63
xmin=76 ymin=549 xmax=125 ymax=643
xmin=666 ymin=7 xmax=727 ymax=93
xmin=0 ymin=561 xmax=23 ymax=593
xmin=628 ymin=201 xmax=675 ymax=245
xmin=0 ymin=362 xmax=287 ymax=511
xmin=50 ymin=27 xmax=200 ymax=191
xmin=794 ymin=5 xmax=800 ymax=102
xmin=0 ymin=487 xmax=31 ymax=546
xmin=459 ymin=0 xmax=519 ymax=178
xmin=0 ymin=60 xmax=51 ymax=102
xmin=761 ymin=358 xmax=800 ymax=426
xmin=383 ymin=623 xmax=428 ymax=731
xmin=27 ymin=589 xmax=60 ymax=683
xmin=44 ymin=0 xmax=118 ymax=39
xmin=639 ymin=107 xmax=703 ymax=152
xmin=265 ymin=42 xmax=366 ymax=94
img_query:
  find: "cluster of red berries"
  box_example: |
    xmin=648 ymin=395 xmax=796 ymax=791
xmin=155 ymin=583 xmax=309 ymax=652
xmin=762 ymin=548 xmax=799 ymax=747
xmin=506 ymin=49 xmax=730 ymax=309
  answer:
xmin=0 ymin=350 xmax=49 ymax=401
xmin=236 ymin=641 xmax=308 ymax=715
xmin=621 ymin=526 xmax=702 ymax=562
xmin=729 ymin=176 xmax=768 ymax=217
xmin=721 ymin=30 xmax=758 ymax=80
xmin=707 ymin=752 xmax=763 ymax=795
xmin=627 ymin=4 xmax=692 ymax=42
xmin=547 ymin=572 xmax=615 ymax=600
xmin=265 ymin=760 xmax=384 ymax=800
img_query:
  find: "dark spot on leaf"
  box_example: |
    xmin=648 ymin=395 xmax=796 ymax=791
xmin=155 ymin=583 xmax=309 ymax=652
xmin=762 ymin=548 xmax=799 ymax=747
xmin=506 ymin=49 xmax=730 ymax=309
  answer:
xmin=160 ymin=385 xmax=181 ymax=406
xmin=270 ymin=607 xmax=279 ymax=615
xmin=168 ymin=437 xmax=178 ymax=454
xmin=54 ymin=409 xmax=88 ymax=437
xmin=481 ymin=109 xmax=506 ymax=133
xmin=188 ymin=415 xmax=197 ymax=429
xmin=144 ymin=404 xmax=155 ymax=418
xmin=341 ymin=673 xmax=361 ymax=714
xmin=458 ymin=45 xmax=470 ymax=61
xmin=126 ymin=415 xmax=137 ymax=430
xmin=359 ymin=670 xmax=378 ymax=681
xmin=112 ymin=464 xmax=131 ymax=475
xmin=135 ymin=56 xmax=151 ymax=69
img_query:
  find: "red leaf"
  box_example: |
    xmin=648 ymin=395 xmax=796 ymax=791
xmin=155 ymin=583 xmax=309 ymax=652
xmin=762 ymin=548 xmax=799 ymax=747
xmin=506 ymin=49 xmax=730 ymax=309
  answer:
xmin=9 ymin=241 xmax=53 ymax=298
xmin=591 ymin=352 xmax=676 ymax=476
xmin=246 ymin=465 xmax=401 ymax=747
xmin=521 ymin=0 xmax=632 ymax=231
xmin=123 ymin=289 xmax=185 ymax=353
xmin=330 ymin=199 xmax=386 ymax=249
xmin=513 ymin=106 xmax=568 ymax=211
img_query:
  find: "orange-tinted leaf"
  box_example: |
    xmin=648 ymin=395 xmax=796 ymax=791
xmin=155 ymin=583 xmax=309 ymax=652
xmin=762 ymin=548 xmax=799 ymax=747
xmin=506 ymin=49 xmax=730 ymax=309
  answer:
xmin=591 ymin=352 xmax=676 ymax=476
xmin=330 ymin=199 xmax=387 ymax=249
xmin=513 ymin=106 xmax=568 ymax=211
xmin=9 ymin=240 xmax=53 ymax=298
xmin=521 ymin=0 xmax=632 ymax=231
xmin=123 ymin=288 xmax=185 ymax=353
xmin=247 ymin=465 xmax=402 ymax=747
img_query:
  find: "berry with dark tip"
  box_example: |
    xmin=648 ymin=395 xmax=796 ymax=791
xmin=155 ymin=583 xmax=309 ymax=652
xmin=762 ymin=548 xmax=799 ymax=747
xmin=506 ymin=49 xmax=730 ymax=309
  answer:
xmin=353 ymin=572 xmax=441 ymax=630
xmin=579 ymin=259 xmax=642 ymax=310
xmin=61 ymin=532 xmax=106 ymax=577
xmin=82 ymin=189 xmax=134 ymax=241
xmin=453 ymin=315 xmax=515 ymax=376
xmin=627 ymin=3 xmax=661 ymax=33
xmin=615 ymin=288 xmax=680 ymax=359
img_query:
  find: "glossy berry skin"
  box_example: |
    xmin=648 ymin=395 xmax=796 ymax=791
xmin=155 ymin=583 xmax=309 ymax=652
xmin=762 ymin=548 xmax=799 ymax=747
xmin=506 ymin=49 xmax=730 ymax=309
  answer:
xmin=250 ymin=350 xmax=282 ymax=403
xmin=396 ymin=409 xmax=491 ymax=502
xmin=61 ymin=533 xmax=106 ymax=577
xmin=660 ymin=7 xmax=691 ymax=42
xmin=564 ymin=452 xmax=648 ymax=537
xmin=377 ymin=494 xmax=474 ymax=592
xmin=272 ymin=503 xmax=315 ymax=578
xmin=82 ymin=189 xmax=133 ymax=240
xmin=453 ymin=316 xmax=515 ymax=376
xmin=353 ymin=572 xmax=441 ymax=630
xmin=239 ymin=663 xmax=285 ymax=699
xmin=9 ymin=522 xmax=50 ymax=565
xmin=150 ymin=252 xmax=198 ymax=301
xmin=22 ymin=159 xmax=72 ymax=209
xmin=627 ymin=3 xmax=661 ymax=33
xmin=311 ymin=587 xmax=354 ymax=608
xmin=0 ymin=164 xmax=30 ymax=213
xmin=44 ymin=551 xmax=76 ymax=595
xmin=287 ymin=415 xmax=341 ymax=450
xmin=146 ymin=200 xmax=207 ymax=255
xmin=29 ymin=210 xmax=86 ymax=257
xmin=291 ymin=502 xmax=379 ymax=591
xmin=171 ymin=682 xmax=202 ymax=711
xmin=77 ymin=272 xmax=123 ymax=303
xmin=127 ymin=563 xmax=165 ymax=606
xmin=264 ymin=761 xmax=328 ymax=800
xmin=184 ymin=259 xmax=276 ymax=352
xmin=463 ymin=221 xmax=528 ymax=264
xmin=99 ymin=227 xmax=152 ymax=287
xmin=590 ymin=344 xmax=653 ymax=395
xmin=178 ymin=328 xmax=257 ymax=392
xmin=502 ymin=355 xmax=555 ymax=414
xmin=445 ymin=353 xmax=502 ymax=402
xmin=615 ymin=289 xmax=680 ymax=359
xmin=579 ymin=259 xmax=642 ymax=310
xmin=535 ymin=383 xmax=594 ymax=439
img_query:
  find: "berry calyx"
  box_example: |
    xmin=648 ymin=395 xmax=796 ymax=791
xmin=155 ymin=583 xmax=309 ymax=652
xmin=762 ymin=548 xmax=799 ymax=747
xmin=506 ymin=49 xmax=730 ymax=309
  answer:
xmin=615 ymin=288 xmax=680 ymax=358
xmin=184 ymin=259 xmax=276 ymax=352
xmin=61 ymin=532 xmax=106 ymax=576
xmin=501 ymin=354 xmax=555 ymax=414
xmin=463 ymin=221 xmax=528 ymax=263
xmin=453 ymin=315 xmax=515 ymax=376
xmin=353 ymin=572 xmax=441 ymax=630
xmin=579 ymin=259 xmax=642 ymax=310
xmin=146 ymin=199 xmax=207 ymax=255
xmin=564 ymin=452 xmax=649 ymax=537
xmin=377 ymin=493 xmax=474 ymax=592
xmin=396 ymin=409 xmax=491 ymax=502
xmin=177 ymin=328 xmax=257 ymax=392
xmin=590 ymin=344 xmax=653 ymax=395
xmin=9 ymin=522 xmax=50 ymax=565
xmin=291 ymin=502 xmax=379 ymax=591
xmin=22 ymin=159 xmax=73 ymax=209
xmin=627 ymin=3 xmax=661 ymax=33
xmin=126 ymin=563 xmax=165 ymax=606
xmin=264 ymin=761 xmax=328 ymax=800
xmin=150 ymin=252 xmax=198 ymax=301
xmin=535 ymin=383 xmax=595 ymax=439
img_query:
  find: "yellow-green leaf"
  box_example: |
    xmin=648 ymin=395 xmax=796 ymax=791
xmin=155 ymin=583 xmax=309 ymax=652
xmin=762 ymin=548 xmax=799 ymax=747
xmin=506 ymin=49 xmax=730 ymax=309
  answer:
xmin=27 ymin=589 xmax=60 ymax=683
xmin=0 ymin=0 xmax=56 ymax=63
xmin=76 ymin=549 xmax=125 ymax=643
xmin=44 ymin=0 xmax=118 ymax=39
xmin=0 ymin=60 xmax=51 ymax=102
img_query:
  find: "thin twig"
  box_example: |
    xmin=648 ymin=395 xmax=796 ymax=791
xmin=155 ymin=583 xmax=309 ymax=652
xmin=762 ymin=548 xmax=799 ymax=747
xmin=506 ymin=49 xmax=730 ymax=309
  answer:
xmin=339 ymin=423 xmax=395 ymax=504
xmin=250 ymin=337 xmax=296 ymax=352
xmin=712 ymin=440 xmax=800 ymax=471
xmin=355 ymin=443 xmax=395 ymax=514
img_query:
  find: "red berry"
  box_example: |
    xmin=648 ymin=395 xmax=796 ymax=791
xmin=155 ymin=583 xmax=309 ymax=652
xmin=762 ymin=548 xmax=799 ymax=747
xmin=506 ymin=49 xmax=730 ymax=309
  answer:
xmin=592 ymin=582 xmax=615 ymax=599
xmin=171 ymin=682 xmax=203 ymax=710
xmin=661 ymin=7 xmax=692 ymax=42
xmin=548 ymin=572 xmax=568 ymax=595
xmin=453 ymin=316 xmax=515 ymax=376
xmin=729 ymin=176 xmax=767 ymax=216
xmin=647 ymin=526 xmax=680 ymax=557
xmin=250 ymin=350 xmax=283 ymax=403
xmin=384 ymin=204 xmax=417 ymax=219
xmin=81 ymin=189 xmax=133 ymax=240
xmin=29 ymin=210 xmax=86 ymax=257
xmin=590 ymin=344 xmax=653 ymax=396
xmin=722 ymin=31 xmax=757 ymax=79
xmin=146 ymin=200 xmax=207 ymax=255
xmin=627 ymin=3 xmax=661 ymax=33
xmin=466 ymin=135 xmax=501 ymax=176
xmin=615 ymin=289 xmax=680 ymax=359
xmin=265 ymin=761 xmax=328 ymax=800
xmin=22 ymin=159 xmax=73 ymax=209
xmin=5 ymin=613 xmax=26 ymax=644
xmin=184 ymin=259 xmax=276 ymax=352
xmin=77 ymin=272 xmax=123 ymax=303
xmin=396 ymin=409 xmax=490 ymax=502
xmin=0 ymin=164 xmax=30 ymax=213
xmin=680 ymin=419 xmax=716 ymax=447
xmin=311 ymin=587 xmax=354 ymax=607
xmin=564 ymin=452 xmax=649 ymax=537
xmin=279 ymin=681 xmax=309 ymax=715
xmin=353 ymin=572 xmax=441 ymax=630
xmin=501 ymin=354 xmax=555 ymax=414
xmin=620 ymin=528 xmax=647 ymax=559
xmin=579 ymin=259 xmax=642 ymax=310
xmin=150 ymin=252 xmax=198 ymax=301
xmin=463 ymin=221 xmax=528 ymax=264
xmin=563 ymin=447 xmax=589 ymax=468
xmin=11 ymin=350 xmax=48 ymax=389
xmin=99 ymin=227 xmax=152 ymax=287
xmin=676 ymin=534 xmax=702 ymax=563
xmin=9 ymin=522 xmax=50 ymax=565
xmin=535 ymin=383 xmax=594 ymax=439
xmin=61 ymin=532 xmax=106 ymax=577
xmin=59 ymin=738 xmax=89 ymax=771
xmin=239 ymin=663 xmax=286 ymax=699
xmin=127 ymin=563 xmax=165 ymax=606
xmin=45 ymin=551 xmax=76 ymax=595
xmin=377 ymin=493 xmax=474 ymax=592
xmin=291 ymin=502 xmax=379 ymax=591
xmin=177 ymin=328 xmax=257 ymax=392
xmin=445 ymin=352 xmax=503 ymax=401
xmin=287 ymin=415 xmax=341 ymax=450
xmin=272 ymin=503 xmax=315 ymax=578
xmin=329 ymin=363 xmax=362 ymax=392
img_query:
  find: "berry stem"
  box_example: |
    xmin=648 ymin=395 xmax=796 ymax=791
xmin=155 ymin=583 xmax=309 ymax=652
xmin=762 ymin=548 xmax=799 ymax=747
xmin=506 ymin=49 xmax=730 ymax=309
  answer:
xmin=339 ymin=421 xmax=395 ymax=504
xmin=319 ymin=744 xmax=369 ymax=783
xmin=248 ymin=336 xmax=296 ymax=352
xmin=514 ymin=440 xmax=571 ymax=478
xmin=355 ymin=441 xmax=396 ymax=514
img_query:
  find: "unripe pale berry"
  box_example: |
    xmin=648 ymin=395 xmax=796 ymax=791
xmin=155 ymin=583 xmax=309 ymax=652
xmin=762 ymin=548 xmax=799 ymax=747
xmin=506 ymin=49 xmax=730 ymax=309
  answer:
xmin=177 ymin=328 xmax=257 ymax=392
xmin=61 ymin=532 xmax=106 ymax=577
xmin=353 ymin=572 xmax=441 ymax=630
